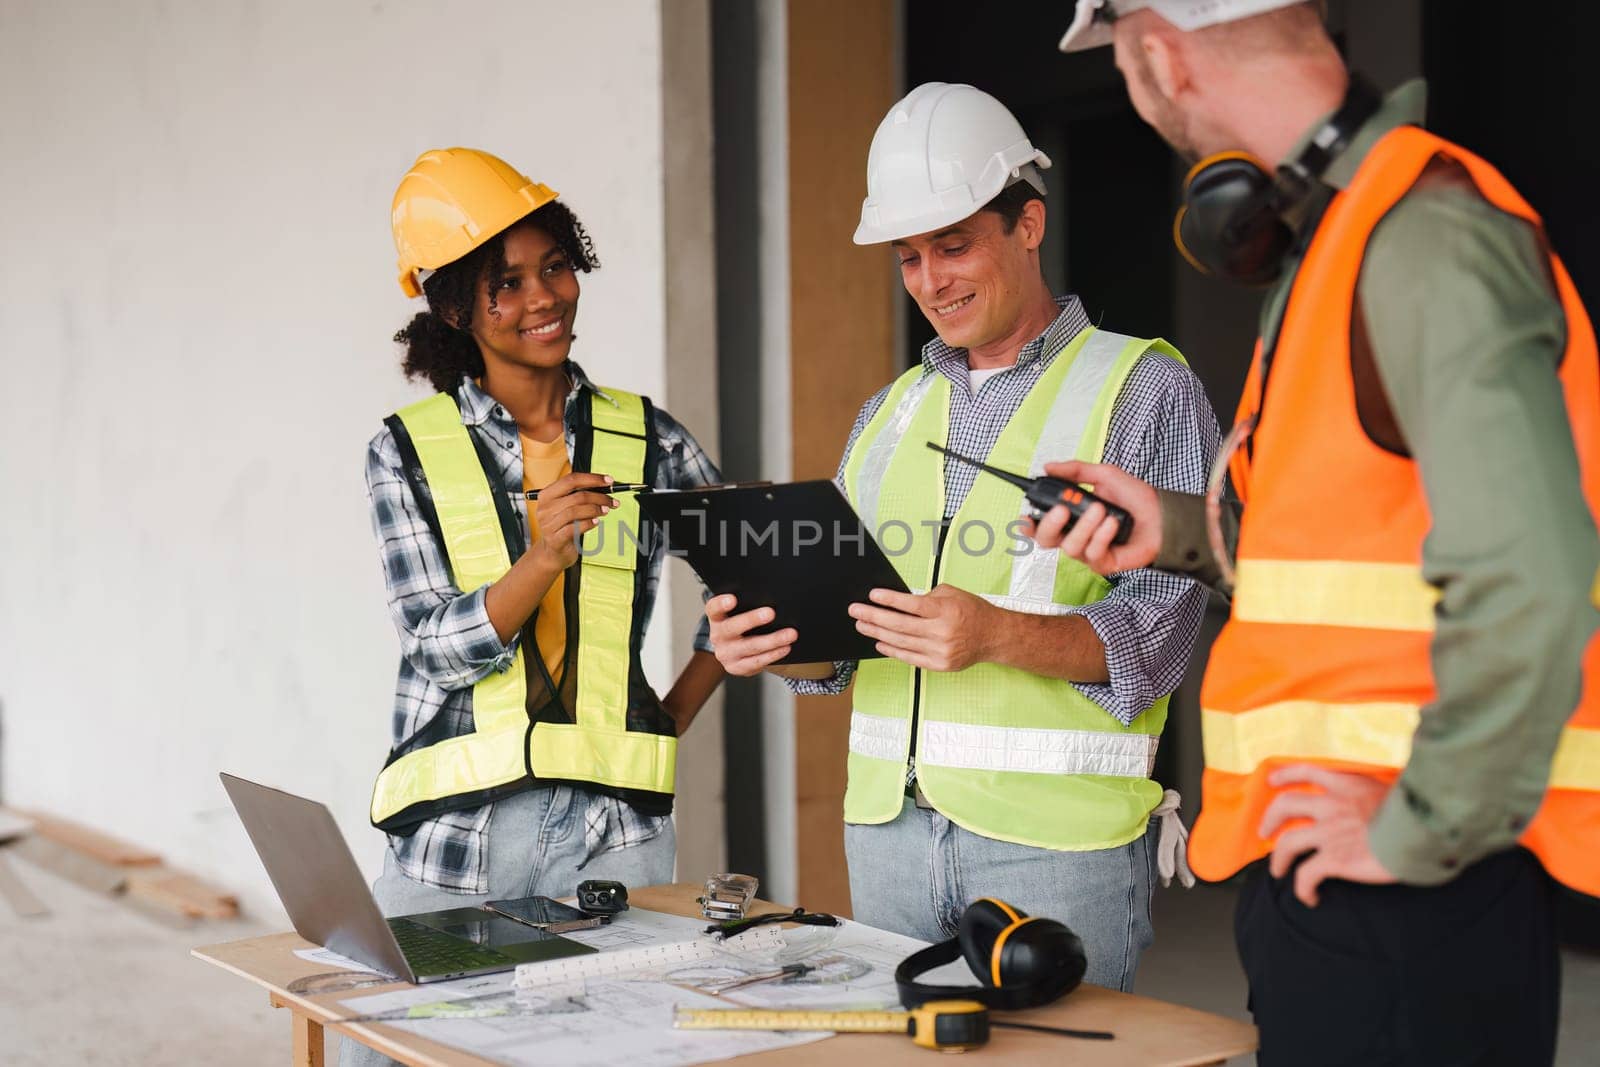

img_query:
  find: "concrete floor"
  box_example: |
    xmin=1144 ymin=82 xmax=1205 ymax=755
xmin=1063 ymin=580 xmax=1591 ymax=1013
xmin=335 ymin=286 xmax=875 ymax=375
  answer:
xmin=2 ymin=854 xmax=1596 ymax=1065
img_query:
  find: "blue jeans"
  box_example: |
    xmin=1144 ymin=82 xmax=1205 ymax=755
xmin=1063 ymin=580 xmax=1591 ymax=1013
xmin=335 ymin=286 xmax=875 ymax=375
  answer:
xmin=843 ymin=797 xmax=1156 ymax=992
xmin=340 ymin=785 xmax=674 ymax=1066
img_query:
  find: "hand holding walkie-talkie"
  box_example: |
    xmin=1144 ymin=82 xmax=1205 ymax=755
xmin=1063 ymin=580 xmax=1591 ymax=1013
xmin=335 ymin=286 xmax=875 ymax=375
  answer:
xmin=928 ymin=443 xmax=1135 ymax=546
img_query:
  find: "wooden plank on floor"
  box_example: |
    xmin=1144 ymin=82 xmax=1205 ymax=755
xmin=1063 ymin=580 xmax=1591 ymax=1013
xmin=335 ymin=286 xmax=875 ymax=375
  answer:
xmin=9 ymin=834 xmax=129 ymax=895
xmin=125 ymin=866 xmax=239 ymax=920
xmin=15 ymin=810 xmax=162 ymax=867
xmin=0 ymin=850 xmax=50 ymax=918
xmin=0 ymin=807 xmax=34 ymax=843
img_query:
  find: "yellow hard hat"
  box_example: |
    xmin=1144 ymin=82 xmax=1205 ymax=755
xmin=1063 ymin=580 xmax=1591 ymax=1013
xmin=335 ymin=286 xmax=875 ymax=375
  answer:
xmin=391 ymin=147 xmax=559 ymax=298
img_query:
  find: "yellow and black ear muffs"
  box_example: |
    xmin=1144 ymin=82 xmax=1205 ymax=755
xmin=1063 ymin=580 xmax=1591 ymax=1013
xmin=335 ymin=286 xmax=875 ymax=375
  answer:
xmin=1173 ymin=151 xmax=1294 ymax=287
xmin=1173 ymin=73 xmax=1384 ymax=287
xmin=894 ymin=898 xmax=1088 ymax=1011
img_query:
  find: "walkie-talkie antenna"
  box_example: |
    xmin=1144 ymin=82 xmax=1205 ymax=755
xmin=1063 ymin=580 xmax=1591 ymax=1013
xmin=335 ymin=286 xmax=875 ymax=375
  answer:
xmin=926 ymin=442 xmax=1031 ymax=491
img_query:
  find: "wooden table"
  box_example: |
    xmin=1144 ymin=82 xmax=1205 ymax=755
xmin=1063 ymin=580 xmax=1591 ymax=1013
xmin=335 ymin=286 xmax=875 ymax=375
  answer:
xmin=193 ymin=883 xmax=1256 ymax=1066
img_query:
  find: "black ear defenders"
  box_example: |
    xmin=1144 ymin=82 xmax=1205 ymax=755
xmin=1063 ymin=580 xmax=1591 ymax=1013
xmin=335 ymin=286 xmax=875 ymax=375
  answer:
xmin=1174 ymin=74 xmax=1383 ymax=286
xmin=894 ymin=898 xmax=1087 ymax=1011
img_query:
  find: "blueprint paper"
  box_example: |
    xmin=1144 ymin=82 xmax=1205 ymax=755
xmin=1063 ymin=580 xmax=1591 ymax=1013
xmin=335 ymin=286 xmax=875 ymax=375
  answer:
xmin=338 ymin=973 xmax=829 ymax=1066
xmin=330 ymin=909 xmax=937 ymax=1067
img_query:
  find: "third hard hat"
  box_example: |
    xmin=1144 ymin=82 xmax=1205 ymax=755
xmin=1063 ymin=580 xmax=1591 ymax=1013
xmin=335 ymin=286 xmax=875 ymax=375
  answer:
xmin=1058 ymin=0 xmax=1306 ymax=53
xmin=391 ymin=147 xmax=559 ymax=297
xmin=853 ymin=83 xmax=1050 ymax=246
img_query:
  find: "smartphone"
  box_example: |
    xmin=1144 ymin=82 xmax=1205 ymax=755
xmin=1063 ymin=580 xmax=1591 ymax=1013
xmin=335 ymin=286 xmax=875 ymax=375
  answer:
xmin=484 ymin=895 xmax=605 ymax=933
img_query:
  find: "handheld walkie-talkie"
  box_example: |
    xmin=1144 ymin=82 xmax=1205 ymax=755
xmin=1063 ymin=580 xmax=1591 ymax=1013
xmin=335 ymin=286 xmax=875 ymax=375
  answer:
xmin=927 ymin=442 xmax=1134 ymax=546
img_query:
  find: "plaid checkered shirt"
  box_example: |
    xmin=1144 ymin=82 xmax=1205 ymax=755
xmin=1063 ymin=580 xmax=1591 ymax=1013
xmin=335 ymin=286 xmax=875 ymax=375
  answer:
xmin=365 ymin=363 xmax=721 ymax=893
xmin=788 ymin=295 xmax=1220 ymax=755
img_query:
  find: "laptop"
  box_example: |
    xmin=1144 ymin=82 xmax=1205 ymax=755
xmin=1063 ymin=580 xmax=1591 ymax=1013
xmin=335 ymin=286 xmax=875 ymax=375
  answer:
xmin=220 ymin=773 xmax=596 ymax=983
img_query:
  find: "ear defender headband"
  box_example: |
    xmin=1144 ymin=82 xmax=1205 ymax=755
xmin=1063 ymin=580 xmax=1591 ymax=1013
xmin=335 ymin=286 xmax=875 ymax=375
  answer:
xmin=894 ymin=898 xmax=1088 ymax=1010
xmin=1173 ymin=74 xmax=1383 ymax=286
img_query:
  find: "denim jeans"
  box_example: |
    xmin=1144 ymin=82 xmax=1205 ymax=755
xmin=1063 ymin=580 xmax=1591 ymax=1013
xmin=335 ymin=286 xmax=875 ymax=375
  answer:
xmin=843 ymin=797 xmax=1156 ymax=992
xmin=340 ymin=785 xmax=674 ymax=1066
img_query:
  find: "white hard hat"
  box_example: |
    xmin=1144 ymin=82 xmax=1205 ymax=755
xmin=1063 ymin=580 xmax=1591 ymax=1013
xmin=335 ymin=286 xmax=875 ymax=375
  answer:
xmin=853 ymin=82 xmax=1051 ymax=246
xmin=1058 ymin=0 xmax=1307 ymax=53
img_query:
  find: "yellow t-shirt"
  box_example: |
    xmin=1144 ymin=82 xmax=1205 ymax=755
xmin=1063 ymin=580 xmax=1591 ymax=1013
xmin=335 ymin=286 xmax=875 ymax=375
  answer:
xmin=521 ymin=432 xmax=572 ymax=688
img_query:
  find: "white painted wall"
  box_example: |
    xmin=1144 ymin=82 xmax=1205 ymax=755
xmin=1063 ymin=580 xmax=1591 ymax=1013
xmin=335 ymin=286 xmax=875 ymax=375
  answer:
xmin=0 ymin=0 xmax=683 ymax=920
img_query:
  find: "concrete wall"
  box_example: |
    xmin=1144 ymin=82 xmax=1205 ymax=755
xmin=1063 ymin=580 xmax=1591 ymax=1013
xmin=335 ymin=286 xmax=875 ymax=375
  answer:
xmin=659 ymin=0 xmax=727 ymax=883
xmin=0 ymin=0 xmax=704 ymax=919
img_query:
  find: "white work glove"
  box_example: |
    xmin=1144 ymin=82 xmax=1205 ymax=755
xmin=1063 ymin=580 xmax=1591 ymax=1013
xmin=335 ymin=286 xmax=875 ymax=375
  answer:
xmin=1152 ymin=789 xmax=1195 ymax=889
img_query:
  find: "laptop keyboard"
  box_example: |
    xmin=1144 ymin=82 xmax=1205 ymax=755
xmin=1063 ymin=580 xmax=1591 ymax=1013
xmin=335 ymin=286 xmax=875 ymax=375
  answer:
xmin=388 ymin=918 xmax=513 ymax=973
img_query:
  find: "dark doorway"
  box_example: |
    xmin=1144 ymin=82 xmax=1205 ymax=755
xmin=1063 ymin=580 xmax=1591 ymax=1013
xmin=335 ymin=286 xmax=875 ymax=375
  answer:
xmin=1424 ymin=0 xmax=1600 ymax=945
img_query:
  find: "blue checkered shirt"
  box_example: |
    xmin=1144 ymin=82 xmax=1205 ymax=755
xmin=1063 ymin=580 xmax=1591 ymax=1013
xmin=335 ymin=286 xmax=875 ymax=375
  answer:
xmin=788 ymin=295 xmax=1220 ymax=732
xmin=365 ymin=363 xmax=721 ymax=893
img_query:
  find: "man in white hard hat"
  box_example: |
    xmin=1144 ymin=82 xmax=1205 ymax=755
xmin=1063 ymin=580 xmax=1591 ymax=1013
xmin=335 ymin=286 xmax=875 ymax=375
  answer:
xmin=707 ymin=82 xmax=1220 ymax=992
xmin=1038 ymin=2 xmax=1600 ymax=1062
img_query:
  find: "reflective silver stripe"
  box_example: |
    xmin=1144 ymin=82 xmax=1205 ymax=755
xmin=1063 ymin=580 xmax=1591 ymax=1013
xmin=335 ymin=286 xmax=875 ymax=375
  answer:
xmin=848 ymin=711 xmax=911 ymax=762
xmin=1009 ymin=329 xmax=1145 ymax=604
xmin=853 ymin=373 xmax=938 ymax=537
xmin=1026 ymin=328 xmax=1137 ymax=474
xmin=978 ymin=593 xmax=1073 ymax=617
xmin=919 ymin=720 xmax=1157 ymax=778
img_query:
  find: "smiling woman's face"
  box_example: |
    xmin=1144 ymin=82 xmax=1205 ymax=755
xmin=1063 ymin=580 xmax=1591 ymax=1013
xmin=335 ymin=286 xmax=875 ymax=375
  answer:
xmin=469 ymin=219 xmax=581 ymax=374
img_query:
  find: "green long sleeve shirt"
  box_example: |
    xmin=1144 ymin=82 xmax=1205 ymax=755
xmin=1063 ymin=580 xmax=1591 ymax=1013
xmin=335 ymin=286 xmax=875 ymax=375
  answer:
xmin=1158 ymin=80 xmax=1600 ymax=885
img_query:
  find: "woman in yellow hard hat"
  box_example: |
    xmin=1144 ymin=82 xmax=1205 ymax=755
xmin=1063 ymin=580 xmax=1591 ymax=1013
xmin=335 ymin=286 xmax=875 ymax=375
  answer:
xmin=357 ymin=148 xmax=726 ymax=973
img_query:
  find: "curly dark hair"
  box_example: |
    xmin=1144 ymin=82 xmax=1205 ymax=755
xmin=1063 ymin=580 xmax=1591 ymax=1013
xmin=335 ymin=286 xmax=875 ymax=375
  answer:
xmin=394 ymin=199 xmax=600 ymax=394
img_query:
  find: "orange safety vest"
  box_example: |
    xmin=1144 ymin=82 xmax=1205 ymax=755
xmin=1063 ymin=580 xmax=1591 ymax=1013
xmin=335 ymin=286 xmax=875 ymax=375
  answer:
xmin=1193 ymin=125 xmax=1600 ymax=895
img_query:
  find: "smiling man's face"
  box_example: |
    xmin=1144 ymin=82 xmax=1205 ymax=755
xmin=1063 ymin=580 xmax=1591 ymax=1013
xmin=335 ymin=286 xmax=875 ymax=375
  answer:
xmin=892 ymin=204 xmax=1042 ymax=353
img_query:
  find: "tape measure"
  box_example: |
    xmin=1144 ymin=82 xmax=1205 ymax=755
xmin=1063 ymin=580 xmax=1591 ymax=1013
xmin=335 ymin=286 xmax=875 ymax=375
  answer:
xmin=673 ymin=998 xmax=991 ymax=1052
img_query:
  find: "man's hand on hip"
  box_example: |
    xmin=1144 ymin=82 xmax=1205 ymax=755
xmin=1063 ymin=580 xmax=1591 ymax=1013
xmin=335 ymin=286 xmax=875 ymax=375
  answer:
xmin=1025 ymin=460 xmax=1163 ymax=575
xmin=1259 ymin=764 xmax=1398 ymax=907
xmin=848 ymin=585 xmax=996 ymax=672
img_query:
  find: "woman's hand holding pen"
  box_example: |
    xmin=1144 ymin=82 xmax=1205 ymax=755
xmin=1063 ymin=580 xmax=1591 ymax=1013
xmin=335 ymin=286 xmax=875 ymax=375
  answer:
xmin=529 ymin=472 xmax=618 ymax=571
xmin=485 ymin=473 xmax=615 ymax=643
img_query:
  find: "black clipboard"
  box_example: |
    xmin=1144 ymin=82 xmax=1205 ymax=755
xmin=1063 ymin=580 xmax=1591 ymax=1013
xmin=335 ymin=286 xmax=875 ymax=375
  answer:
xmin=637 ymin=480 xmax=910 ymax=664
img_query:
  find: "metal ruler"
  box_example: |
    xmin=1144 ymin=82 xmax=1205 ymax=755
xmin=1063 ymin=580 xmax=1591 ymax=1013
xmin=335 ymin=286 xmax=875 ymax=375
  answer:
xmin=514 ymin=926 xmax=787 ymax=988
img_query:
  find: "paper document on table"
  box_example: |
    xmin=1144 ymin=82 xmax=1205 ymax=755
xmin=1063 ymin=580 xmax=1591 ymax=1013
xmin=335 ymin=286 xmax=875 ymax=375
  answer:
xmin=715 ymin=919 xmax=929 ymax=1010
xmin=337 ymin=972 xmax=829 ymax=1067
xmin=556 ymin=905 xmax=707 ymax=950
xmin=331 ymin=908 xmax=933 ymax=1067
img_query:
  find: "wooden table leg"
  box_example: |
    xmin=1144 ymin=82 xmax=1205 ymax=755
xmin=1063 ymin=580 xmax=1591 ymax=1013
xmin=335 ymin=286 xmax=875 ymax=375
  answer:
xmin=269 ymin=993 xmax=326 ymax=1067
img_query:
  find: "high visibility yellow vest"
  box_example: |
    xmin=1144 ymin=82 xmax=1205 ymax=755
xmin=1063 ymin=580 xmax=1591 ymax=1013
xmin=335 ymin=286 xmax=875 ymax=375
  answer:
xmin=369 ymin=387 xmax=677 ymax=832
xmin=842 ymin=327 xmax=1185 ymax=851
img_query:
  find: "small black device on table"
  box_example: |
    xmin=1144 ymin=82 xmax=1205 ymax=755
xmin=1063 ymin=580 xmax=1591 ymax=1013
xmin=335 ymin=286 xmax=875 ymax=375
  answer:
xmin=576 ymin=879 xmax=630 ymax=916
xmin=927 ymin=442 xmax=1134 ymax=546
xmin=483 ymin=895 xmax=604 ymax=934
